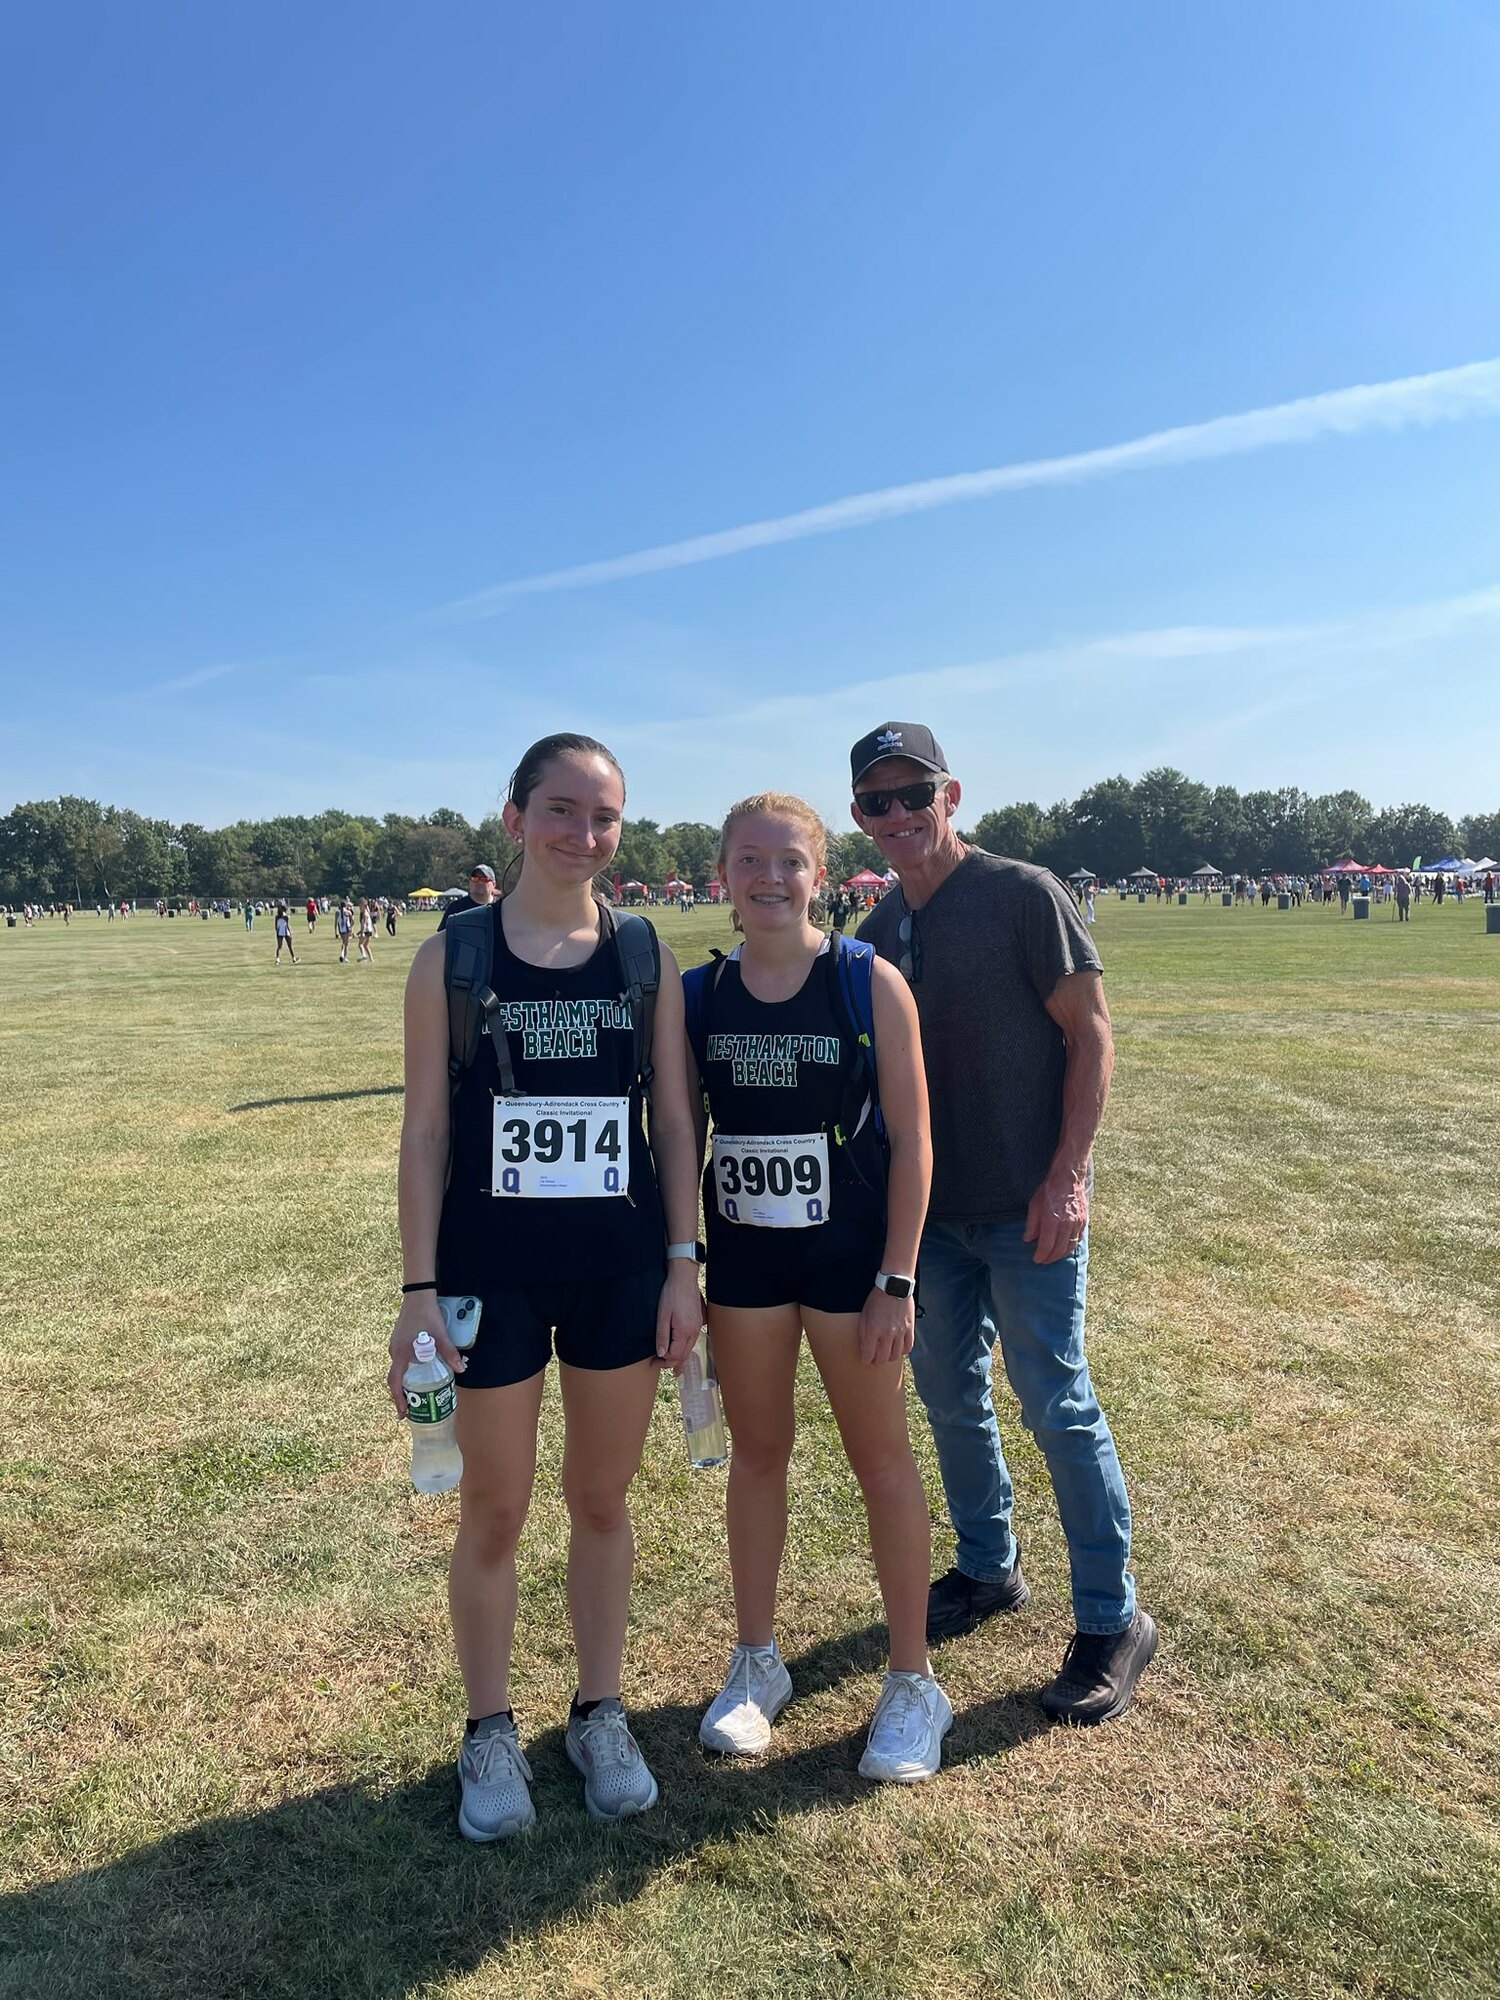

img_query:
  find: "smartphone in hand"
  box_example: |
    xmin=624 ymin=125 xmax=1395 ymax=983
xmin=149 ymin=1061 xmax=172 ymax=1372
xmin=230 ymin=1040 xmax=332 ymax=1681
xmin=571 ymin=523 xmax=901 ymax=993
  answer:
xmin=437 ymin=1294 xmax=482 ymax=1353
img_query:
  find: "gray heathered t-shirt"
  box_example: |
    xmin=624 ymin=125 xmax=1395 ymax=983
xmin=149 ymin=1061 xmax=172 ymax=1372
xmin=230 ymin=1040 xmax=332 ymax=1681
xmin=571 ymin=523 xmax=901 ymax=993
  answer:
xmin=858 ymin=849 xmax=1103 ymax=1224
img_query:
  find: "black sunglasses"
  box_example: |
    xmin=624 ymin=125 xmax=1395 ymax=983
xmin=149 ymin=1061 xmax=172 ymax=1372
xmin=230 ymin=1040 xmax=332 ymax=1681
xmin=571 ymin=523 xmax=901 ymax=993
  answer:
xmin=898 ymin=909 xmax=922 ymax=985
xmin=854 ymin=780 xmax=941 ymax=818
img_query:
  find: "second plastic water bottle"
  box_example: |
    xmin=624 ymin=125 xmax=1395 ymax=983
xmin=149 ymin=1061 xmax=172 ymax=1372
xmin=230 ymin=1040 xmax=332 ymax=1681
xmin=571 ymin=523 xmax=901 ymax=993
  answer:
xmin=404 ymin=1331 xmax=463 ymax=1494
xmin=678 ymin=1339 xmax=728 ymax=1469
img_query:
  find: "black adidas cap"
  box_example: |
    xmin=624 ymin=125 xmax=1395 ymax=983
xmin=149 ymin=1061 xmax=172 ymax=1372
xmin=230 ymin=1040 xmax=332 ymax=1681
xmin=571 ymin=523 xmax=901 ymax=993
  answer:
xmin=849 ymin=722 xmax=950 ymax=789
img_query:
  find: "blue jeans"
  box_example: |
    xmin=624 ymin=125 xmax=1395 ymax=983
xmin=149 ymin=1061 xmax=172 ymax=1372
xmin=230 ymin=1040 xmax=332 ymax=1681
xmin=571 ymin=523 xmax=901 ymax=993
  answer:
xmin=912 ymin=1218 xmax=1135 ymax=1634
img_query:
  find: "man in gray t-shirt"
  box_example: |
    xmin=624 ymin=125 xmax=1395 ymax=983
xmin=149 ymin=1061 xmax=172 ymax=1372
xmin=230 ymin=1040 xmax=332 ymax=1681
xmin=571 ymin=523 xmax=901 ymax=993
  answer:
xmin=851 ymin=721 xmax=1155 ymax=1725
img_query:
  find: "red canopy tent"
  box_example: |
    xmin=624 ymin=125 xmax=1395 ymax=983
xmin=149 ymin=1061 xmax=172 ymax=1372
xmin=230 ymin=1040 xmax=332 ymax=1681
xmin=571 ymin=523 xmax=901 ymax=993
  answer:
xmin=842 ymin=868 xmax=886 ymax=888
xmin=1325 ymin=860 xmax=1369 ymax=874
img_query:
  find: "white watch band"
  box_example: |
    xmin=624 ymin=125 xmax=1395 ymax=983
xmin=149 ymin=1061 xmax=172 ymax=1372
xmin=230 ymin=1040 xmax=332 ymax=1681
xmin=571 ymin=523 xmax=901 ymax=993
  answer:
xmin=666 ymin=1242 xmax=699 ymax=1261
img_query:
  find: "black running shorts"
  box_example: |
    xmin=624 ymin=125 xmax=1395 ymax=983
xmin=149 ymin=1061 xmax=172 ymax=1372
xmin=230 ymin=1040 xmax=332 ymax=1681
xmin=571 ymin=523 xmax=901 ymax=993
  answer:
xmin=457 ymin=1266 xmax=664 ymax=1389
xmin=705 ymin=1225 xmax=880 ymax=1316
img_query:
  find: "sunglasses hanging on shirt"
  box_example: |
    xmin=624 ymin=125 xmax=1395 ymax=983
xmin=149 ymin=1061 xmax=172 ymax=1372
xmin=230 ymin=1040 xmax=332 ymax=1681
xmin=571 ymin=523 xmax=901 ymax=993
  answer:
xmin=897 ymin=909 xmax=923 ymax=985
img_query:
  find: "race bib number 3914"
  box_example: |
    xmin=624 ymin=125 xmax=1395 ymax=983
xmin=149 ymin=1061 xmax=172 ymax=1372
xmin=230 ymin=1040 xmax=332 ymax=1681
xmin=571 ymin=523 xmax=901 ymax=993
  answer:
xmin=712 ymin=1131 xmax=829 ymax=1229
xmin=491 ymin=1096 xmax=630 ymax=1199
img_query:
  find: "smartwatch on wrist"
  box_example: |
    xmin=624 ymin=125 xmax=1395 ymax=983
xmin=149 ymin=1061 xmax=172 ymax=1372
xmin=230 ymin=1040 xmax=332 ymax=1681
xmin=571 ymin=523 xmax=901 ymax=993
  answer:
xmin=666 ymin=1241 xmax=707 ymax=1264
xmin=874 ymin=1272 xmax=915 ymax=1298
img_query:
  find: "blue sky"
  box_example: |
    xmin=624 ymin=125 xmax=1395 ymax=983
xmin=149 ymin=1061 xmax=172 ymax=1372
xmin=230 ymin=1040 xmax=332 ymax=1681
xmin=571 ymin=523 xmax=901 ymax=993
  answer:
xmin=3 ymin=1 xmax=1499 ymax=830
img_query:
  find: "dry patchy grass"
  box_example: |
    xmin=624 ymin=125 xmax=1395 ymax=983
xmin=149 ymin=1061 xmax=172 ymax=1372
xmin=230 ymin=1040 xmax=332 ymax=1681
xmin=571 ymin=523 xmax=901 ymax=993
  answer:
xmin=2 ymin=898 xmax=1498 ymax=1999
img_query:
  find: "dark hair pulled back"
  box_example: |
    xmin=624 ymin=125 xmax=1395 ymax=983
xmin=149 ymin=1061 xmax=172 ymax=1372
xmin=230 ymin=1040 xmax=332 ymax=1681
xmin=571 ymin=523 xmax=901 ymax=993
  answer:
xmin=501 ymin=734 xmax=626 ymax=893
xmin=508 ymin=733 xmax=625 ymax=809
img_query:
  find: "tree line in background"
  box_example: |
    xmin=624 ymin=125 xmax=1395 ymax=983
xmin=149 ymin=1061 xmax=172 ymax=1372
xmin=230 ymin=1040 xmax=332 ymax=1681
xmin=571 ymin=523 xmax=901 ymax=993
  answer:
xmin=1 ymin=773 xmax=1496 ymax=905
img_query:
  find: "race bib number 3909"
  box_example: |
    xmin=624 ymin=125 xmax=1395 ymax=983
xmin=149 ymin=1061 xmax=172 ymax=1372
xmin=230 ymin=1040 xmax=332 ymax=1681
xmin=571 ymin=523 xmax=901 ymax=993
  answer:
xmin=491 ymin=1096 xmax=630 ymax=1199
xmin=712 ymin=1131 xmax=829 ymax=1229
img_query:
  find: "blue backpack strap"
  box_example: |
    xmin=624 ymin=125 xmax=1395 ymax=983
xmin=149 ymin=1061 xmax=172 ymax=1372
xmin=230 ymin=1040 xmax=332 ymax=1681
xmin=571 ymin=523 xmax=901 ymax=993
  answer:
xmin=682 ymin=950 xmax=728 ymax=1101
xmin=830 ymin=933 xmax=885 ymax=1143
xmin=681 ymin=964 xmax=709 ymax=1075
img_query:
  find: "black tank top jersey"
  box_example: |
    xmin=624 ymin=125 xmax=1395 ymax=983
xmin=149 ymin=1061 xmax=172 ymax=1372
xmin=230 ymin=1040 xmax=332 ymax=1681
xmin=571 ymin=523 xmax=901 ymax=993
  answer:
xmin=699 ymin=944 xmax=884 ymax=1254
xmin=436 ymin=903 xmax=664 ymax=1289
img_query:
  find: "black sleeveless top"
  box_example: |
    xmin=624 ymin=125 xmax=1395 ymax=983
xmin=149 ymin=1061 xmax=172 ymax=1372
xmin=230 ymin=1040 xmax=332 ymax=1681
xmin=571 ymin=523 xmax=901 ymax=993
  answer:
xmin=436 ymin=902 xmax=664 ymax=1288
xmin=699 ymin=943 xmax=885 ymax=1255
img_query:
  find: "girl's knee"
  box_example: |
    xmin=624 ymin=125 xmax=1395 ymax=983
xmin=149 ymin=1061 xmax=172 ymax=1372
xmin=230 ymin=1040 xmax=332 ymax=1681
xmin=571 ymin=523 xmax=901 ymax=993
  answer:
xmin=459 ymin=1495 xmax=529 ymax=1564
xmin=849 ymin=1446 xmax=919 ymax=1506
xmin=725 ymin=1431 xmax=793 ymax=1482
xmin=563 ymin=1481 xmax=631 ymax=1536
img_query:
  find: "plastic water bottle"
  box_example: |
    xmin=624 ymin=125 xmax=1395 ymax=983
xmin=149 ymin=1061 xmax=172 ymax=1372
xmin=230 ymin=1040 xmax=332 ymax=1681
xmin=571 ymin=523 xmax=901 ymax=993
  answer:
xmin=403 ymin=1332 xmax=462 ymax=1493
xmin=678 ymin=1339 xmax=728 ymax=1469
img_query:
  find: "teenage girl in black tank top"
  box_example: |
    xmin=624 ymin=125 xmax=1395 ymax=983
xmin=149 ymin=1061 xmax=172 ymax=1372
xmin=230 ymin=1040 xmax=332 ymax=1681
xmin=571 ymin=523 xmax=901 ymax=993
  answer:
xmin=687 ymin=793 xmax=953 ymax=1784
xmin=698 ymin=942 xmax=887 ymax=1303
xmin=388 ymin=734 xmax=703 ymax=1839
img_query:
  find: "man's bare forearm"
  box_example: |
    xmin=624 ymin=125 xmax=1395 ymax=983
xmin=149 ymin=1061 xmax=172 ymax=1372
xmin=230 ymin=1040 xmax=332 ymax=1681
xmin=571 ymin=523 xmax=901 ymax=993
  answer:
xmin=1051 ymin=1018 xmax=1113 ymax=1180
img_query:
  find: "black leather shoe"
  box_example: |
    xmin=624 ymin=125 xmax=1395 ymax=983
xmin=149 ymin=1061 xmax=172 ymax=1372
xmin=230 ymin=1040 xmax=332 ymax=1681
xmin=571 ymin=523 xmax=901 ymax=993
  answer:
xmin=1040 ymin=1610 xmax=1158 ymax=1725
xmin=925 ymin=1553 xmax=1030 ymax=1642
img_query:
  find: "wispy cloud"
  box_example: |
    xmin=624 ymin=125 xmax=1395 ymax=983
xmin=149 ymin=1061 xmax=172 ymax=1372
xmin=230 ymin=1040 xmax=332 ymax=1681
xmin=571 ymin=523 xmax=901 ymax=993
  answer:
xmin=595 ymin=580 xmax=1500 ymax=821
xmin=136 ymin=661 xmax=245 ymax=698
xmin=446 ymin=358 xmax=1500 ymax=614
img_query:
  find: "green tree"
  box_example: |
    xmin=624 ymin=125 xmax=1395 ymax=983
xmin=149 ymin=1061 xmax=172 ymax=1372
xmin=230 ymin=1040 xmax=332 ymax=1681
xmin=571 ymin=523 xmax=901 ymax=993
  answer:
xmin=0 ymin=800 xmax=69 ymax=899
xmin=1366 ymin=803 xmax=1457 ymax=869
xmin=1135 ymin=768 xmax=1210 ymax=876
xmin=1458 ymin=810 xmax=1500 ymax=861
xmin=311 ymin=817 xmax=378 ymax=896
xmin=224 ymin=815 xmax=318 ymax=898
xmin=1308 ymin=790 xmax=1373 ymax=866
xmin=474 ymin=813 xmax=520 ymax=886
xmin=968 ymin=802 xmax=1052 ymax=862
xmin=427 ymin=806 xmax=478 ymax=845
xmin=177 ymin=823 xmax=249 ymax=898
xmin=615 ymin=819 xmax=667 ymax=887
xmin=1200 ymin=786 xmax=1249 ymax=873
xmin=660 ymin=821 xmax=720 ymax=888
xmin=1239 ymin=788 xmax=1318 ymax=873
xmin=49 ymin=796 xmax=113 ymax=902
xmin=1068 ymin=777 xmax=1143 ymax=881
xmin=117 ymin=814 xmax=181 ymax=900
xmin=825 ymin=828 xmax=887 ymax=885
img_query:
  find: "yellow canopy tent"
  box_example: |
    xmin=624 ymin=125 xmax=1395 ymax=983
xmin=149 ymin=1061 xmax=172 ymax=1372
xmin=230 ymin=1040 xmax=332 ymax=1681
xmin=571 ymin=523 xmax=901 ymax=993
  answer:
xmin=408 ymin=887 xmax=440 ymax=899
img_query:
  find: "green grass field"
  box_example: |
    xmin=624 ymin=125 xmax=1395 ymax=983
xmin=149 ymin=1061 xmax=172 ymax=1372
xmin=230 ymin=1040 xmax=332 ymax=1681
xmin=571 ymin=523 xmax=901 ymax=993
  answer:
xmin=2 ymin=895 xmax=1497 ymax=2000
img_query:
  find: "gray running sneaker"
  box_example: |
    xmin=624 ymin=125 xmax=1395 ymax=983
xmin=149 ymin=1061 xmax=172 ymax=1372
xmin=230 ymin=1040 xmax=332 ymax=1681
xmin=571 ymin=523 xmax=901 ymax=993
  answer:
xmin=456 ymin=1718 xmax=536 ymax=1842
xmin=565 ymin=1699 xmax=659 ymax=1819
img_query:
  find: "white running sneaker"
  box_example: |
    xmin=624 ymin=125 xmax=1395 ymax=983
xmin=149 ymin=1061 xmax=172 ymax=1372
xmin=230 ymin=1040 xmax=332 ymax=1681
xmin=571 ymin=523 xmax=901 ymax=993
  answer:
xmin=858 ymin=1670 xmax=953 ymax=1783
xmin=456 ymin=1718 xmax=536 ymax=1841
xmin=564 ymin=1699 xmax=659 ymax=1819
xmin=699 ymin=1643 xmax=794 ymax=1755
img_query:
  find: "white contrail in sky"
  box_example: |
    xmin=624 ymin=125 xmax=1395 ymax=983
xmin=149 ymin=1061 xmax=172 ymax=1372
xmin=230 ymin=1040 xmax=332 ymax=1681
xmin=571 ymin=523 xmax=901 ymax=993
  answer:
xmin=135 ymin=661 xmax=244 ymax=697
xmin=446 ymin=357 xmax=1500 ymax=614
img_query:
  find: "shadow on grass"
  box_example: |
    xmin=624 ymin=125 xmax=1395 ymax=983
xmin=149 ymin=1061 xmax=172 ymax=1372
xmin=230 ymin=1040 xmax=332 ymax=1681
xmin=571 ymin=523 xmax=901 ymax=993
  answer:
xmin=228 ymin=1085 xmax=404 ymax=1112
xmin=1 ymin=1624 xmax=1050 ymax=2000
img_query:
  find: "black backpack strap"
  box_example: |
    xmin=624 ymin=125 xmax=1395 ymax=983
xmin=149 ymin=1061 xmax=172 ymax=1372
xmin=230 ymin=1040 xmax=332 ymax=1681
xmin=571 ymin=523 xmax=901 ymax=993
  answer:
xmin=444 ymin=902 xmax=514 ymax=1095
xmin=601 ymin=903 xmax=661 ymax=1090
